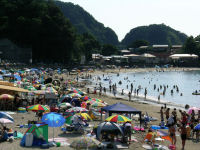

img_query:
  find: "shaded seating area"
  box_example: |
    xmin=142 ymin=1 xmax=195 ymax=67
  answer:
xmin=101 ymin=102 xmax=142 ymax=126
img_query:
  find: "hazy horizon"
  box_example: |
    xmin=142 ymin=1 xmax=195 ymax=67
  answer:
xmin=61 ymin=0 xmax=200 ymax=41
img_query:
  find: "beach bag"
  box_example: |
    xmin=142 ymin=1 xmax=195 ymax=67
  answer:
xmin=25 ymin=133 xmax=33 ymax=147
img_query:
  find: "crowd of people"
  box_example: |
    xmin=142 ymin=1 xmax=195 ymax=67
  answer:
xmin=160 ymin=106 xmax=200 ymax=150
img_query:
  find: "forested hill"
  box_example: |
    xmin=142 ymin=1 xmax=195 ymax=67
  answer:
xmin=55 ymin=1 xmax=119 ymax=45
xmin=121 ymin=24 xmax=188 ymax=47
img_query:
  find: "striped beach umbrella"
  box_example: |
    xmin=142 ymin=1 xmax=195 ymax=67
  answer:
xmin=77 ymin=113 xmax=92 ymax=121
xmin=105 ymin=115 xmax=131 ymax=123
xmin=0 ymin=112 xmax=14 ymax=121
xmin=81 ymin=96 xmax=90 ymax=101
xmin=66 ymin=107 xmax=88 ymax=113
xmin=27 ymin=104 xmax=49 ymax=112
xmin=0 ymin=118 xmax=14 ymax=124
xmin=91 ymin=102 xmax=106 ymax=108
xmin=91 ymin=98 xmax=103 ymax=103
xmin=69 ymin=93 xmax=82 ymax=98
xmin=0 ymin=94 xmax=14 ymax=100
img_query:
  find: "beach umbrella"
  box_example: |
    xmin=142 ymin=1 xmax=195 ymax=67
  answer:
xmin=69 ymin=93 xmax=82 ymax=98
xmin=66 ymin=107 xmax=88 ymax=114
xmin=0 ymin=112 xmax=14 ymax=121
xmin=42 ymin=112 xmax=65 ymax=127
xmin=91 ymin=102 xmax=106 ymax=108
xmin=70 ymin=137 xmax=100 ymax=149
xmin=81 ymin=102 xmax=87 ymax=108
xmin=105 ymin=115 xmax=131 ymax=123
xmin=188 ymin=107 xmax=200 ymax=114
xmin=70 ymin=98 xmax=81 ymax=107
xmin=26 ymin=86 xmax=37 ymax=91
xmin=42 ymin=112 xmax=65 ymax=141
xmin=45 ymin=87 xmax=57 ymax=94
xmin=194 ymin=123 xmax=200 ymax=130
xmin=0 ymin=118 xmax=14 ymax=124
xmin=58 ymin=103 xmax=72 ymax=109
xmin=77 ymin=113 xmax=92 ymax=121
xmin=34 ymin=90 xmax=46 ymax=95
xmin=0 ymin=94 xmax=14 ymax=100
xmin=27 ymin=104 xmax=49 ymax=112
xmin=97 ymin=122 xmax=124 ymax=140
xmin=81 ymin=96 xmax=90 ymax=101
xmin=60 ymin=95 xmax=72 ymax=103
xmin=65 ymin=114 xmax=73 ymax=125
xmin=91 ymin=98 xmax=103 ymax=103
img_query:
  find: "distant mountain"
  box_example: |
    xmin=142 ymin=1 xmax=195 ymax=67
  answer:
xmin=55 ymin=1 xmax=119 ymax=45
xmin=121 ymin=24 xmax=188 ymax=47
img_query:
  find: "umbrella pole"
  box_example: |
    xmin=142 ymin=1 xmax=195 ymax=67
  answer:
xmin=53 ymin=115 xmax=54 ymax=142
xmin=53 ymin=127 xmax=54 ymax=142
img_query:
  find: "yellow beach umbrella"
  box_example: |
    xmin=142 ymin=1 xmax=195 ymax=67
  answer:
xmin=77 ymin=113 xmax=92 ymax=121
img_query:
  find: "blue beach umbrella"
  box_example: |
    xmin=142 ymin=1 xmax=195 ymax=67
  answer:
xmin=41 ymin=112 xmax=65 ymax=141
xmin=42 ymin=112 xmax=65 ymax=127
xmin=14 ymin=74 xmax=21 ymax=81
xmin=0 ymin=112 xmax=14 ymax=122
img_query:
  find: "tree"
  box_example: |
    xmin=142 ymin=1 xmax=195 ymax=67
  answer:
xmin=183 ymin=36 xmax=198 ymax=54
xmin=81 ymin=33 xmax=101 ymax=62
xmin=101 ymin=44 xmax=118 ymax=56
xmin=129 ymin=40 xmax=149 ymax=48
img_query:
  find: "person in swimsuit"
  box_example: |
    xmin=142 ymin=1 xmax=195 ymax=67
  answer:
xmin=169 ymin=125 xmax=176 ymax=145
xmin=178 ymin=123 xmax=187 ymax=150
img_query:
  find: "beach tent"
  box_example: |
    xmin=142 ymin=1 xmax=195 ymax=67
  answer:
xmin=21 ymin=123 xmax=48 ymax=146
xmin=101 ymin=102 xmax=142 ymax=126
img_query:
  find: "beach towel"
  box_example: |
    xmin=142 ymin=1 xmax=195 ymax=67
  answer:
xmin=14 ymin=132 xmax=23 ymax=139
xmin=133 ymin=126 xmax=144 ymax=131
xmin=48 ymin=137 xmax=70 ymax=146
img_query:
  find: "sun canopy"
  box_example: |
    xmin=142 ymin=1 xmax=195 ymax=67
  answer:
xmin=0 ymin=85 xmax=29 ymax=93
xmin=101 ymin=102 xmax=142 ymax=126
xmin=101 ymin=102 xmax=141 ymax=114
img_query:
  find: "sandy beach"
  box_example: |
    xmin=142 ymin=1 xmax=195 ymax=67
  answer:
xmin=1 ymin=67 xmax=200 ymax=150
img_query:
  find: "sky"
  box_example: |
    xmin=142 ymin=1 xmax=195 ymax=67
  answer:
xmin=61 ymin=0 xmax=200 ymax=41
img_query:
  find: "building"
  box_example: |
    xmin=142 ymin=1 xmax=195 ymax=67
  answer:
xmin=152 ymin=45 xmax=169 ymax=51
xmin=169 ymin=54 xmax=198 ymax=61
xmin=0 ymin=39 xmax=32 ymax=63
xmin=123 ymin=54 xmax=141 ymax=63
xmin=119 ymin=49 xmax=131 ymax=55
xmin=111 ymin=55 xmax=128 ymax=64
xmin=169 ymin=54 xmax=199 ymax=66
xmin=171 ymin=45 xmax=183 ymax=53
xmin=140 ymin=53 xmax=158 ymax=64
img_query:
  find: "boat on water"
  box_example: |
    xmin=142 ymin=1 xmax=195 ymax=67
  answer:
xmin=192 ymin=91 xmax=200 ymax=95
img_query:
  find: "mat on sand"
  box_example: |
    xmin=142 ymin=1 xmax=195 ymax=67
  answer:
xmin=48 ymin=137 xmax=70 ymax=146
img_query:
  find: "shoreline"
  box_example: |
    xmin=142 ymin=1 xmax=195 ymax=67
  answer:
xmin=86 ymin=67 xmax=200 ymax=110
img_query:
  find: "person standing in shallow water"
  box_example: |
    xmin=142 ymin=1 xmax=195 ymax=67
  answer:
xmin=128 ymin=92 xmax=131 ymax=101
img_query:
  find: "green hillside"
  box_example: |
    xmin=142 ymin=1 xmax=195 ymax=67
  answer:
xmin=55 ymin=1 xmax=119 ymax=45
xmin=121 ymin=24 xmax=188 ymax=47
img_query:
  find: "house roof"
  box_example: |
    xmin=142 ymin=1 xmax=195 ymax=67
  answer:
xmin=139 ymin=46 xmax=148 ymax=49
xmin=169 ymin=54 xmax=198 ymax=58
xmin=123 ymin=54 xmax=140 ymax=57
xmin=141 ymin=53 xmax=156 ymax=58
xmin=120 ymin=50 xmax=130 ymax=53
xmin=152 ymin=45 xmax=168 ymax=48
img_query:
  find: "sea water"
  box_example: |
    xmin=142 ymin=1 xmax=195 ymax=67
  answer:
xmin=98 ymin=70 xmax=200 ymax=107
